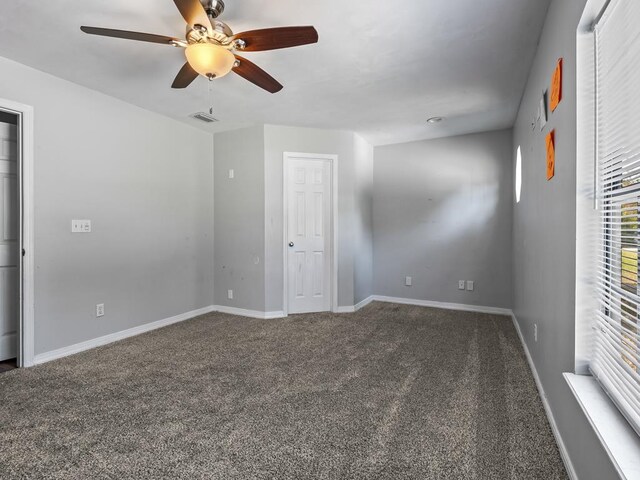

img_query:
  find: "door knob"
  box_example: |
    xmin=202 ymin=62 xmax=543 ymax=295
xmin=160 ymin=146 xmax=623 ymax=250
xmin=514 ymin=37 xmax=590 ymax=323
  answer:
xmin=289 ymin=242 xmax=294 ymax=247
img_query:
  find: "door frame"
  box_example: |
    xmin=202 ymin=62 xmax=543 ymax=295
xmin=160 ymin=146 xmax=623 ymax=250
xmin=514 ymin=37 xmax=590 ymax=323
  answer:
xmin=0 ymin=98 xmax=35 ymax=367
xmin=282 ymin=152 xmax=338 ymax=316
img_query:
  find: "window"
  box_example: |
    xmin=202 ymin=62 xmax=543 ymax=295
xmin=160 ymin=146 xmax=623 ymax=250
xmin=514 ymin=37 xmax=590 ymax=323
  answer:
xmin=515 ymin=146 xmax=522 ymax=203
xmin=593 ymin=0 xmax=640 ymax=436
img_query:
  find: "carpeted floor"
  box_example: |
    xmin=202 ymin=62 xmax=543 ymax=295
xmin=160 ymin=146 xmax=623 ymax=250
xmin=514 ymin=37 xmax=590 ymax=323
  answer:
xmin=0 ymin=302 xmax=567 ymax=479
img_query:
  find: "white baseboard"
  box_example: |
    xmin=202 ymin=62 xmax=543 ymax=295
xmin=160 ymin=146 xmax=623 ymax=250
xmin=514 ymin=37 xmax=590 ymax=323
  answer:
xmin=510 ymin=313 xmax=578 ymax=480
xmin=215 ymin=305 xmax=286 ymax=320
xmin=371 ymin=295 xmax=512 ymax=316
xmin=32 ymin=304 xmax=288 ymax=365
xmin=335 ymin=306 xmax=355 ymax=313
xmin=354 ymin=295 xmax=375 ymax=311
xmin=34 ymin=305 xmax=217 ymax=365
xmin=29 ymin=297 xmax=512 ymax=367
xmin=220 ymin=296 xmax=372 ymax=317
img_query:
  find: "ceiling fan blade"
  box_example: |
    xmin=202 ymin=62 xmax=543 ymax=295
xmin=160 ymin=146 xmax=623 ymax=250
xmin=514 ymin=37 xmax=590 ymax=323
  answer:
xmin=80 ymin=26 xmax=178 ymax=45
xmin=173 ymin=0 xmax=212 ymax=30
xmin=172 ymin=62 xmax=199 ymax=89
xmin=233 ymin=55 xmax=283 ymax=93
xmin=233 ymin=26 xmax=318 ymax=52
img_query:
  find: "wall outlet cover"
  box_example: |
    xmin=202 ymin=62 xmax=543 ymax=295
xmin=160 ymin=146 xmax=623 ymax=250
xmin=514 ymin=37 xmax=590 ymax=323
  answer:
xmin=405 ymin=276 xmax=412 ymax=286
xmin=227 ymin=289 xmax=233 ymax=300
xmin=458 ymin=280 xmax=465 ymax=290
xmin=96 ymin=303 xmax=105 ymax=317
xmin=466 ymin=280 xmax=474 ymax=291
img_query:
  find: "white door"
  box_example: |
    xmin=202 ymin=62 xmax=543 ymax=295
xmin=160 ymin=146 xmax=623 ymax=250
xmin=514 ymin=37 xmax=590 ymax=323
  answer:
xmin=286 ymin=157 xmax=332 ymax=314
xmin=0 ymin=121 xmax=18 ymax=361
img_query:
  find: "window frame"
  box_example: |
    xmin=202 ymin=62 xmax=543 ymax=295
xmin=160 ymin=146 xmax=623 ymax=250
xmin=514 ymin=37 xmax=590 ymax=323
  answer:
xmin=570 ymin=0 xmax=640 ymax=477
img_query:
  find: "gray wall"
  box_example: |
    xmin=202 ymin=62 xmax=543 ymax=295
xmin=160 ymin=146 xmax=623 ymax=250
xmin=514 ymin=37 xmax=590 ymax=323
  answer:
xmin=373 ymin=129 xmax=513 ymax=308
xmin=214 ymin=126 xmax=265 ymax=311
xmin=353 ymin=134 xmax=374 ymax=304
xmin=0 ymin=56 xmax=215 ymax=356
xmin=512 ymin=0 xmax=618 ymax=478
xmin=213 ymin=125 xmax=374 ymax=314
xmin=264 ymin=125 xmax=358 ymax=311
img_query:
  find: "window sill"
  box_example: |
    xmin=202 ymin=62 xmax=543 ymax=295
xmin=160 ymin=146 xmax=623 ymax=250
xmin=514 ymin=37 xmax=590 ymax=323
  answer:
xmin=564 ymin=373 xmax=640 ymax=480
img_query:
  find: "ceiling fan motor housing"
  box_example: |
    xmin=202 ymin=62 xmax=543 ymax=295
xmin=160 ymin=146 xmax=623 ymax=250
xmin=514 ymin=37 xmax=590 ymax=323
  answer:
xmin=186 ymin=20 xmax=232 ymax=45
xmin=202 ymin=0 xmax=225 ymax=19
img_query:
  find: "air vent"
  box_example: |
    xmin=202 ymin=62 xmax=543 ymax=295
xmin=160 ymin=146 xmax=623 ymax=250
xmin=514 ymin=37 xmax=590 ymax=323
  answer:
xmin=190 ymin=112 xmax=219 ymax=123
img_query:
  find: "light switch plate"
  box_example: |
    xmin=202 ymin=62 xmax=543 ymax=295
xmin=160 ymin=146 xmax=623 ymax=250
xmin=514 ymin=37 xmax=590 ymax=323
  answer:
xmin=466 ymin=280 xmax=474 ymax=291
xmin=71 ymin=219 xmax=91 ymax=233
xmin=229 ymin=169 xmax=234 ymax=179
xmin=405 ymin=276 xmax=412 ymax=286
xmin=228 ymin=289 xmax=233 ymax=300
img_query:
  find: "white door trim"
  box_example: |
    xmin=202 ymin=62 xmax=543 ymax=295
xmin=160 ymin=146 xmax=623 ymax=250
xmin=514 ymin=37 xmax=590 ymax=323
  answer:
xmin=0 ymin=98 xmax=35 ymax=367
xmin=283 ymin=152 xmax=338 ymax=316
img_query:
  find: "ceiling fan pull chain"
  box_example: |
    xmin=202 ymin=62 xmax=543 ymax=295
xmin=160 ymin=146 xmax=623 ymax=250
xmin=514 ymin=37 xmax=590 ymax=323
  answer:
xmin=208 ymin=76 xmax=214 ymax=115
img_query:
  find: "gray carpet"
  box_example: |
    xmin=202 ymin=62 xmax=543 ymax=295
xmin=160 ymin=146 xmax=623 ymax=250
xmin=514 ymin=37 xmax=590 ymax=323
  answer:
xmin=0 ymin=302 xmax=567 ymax=479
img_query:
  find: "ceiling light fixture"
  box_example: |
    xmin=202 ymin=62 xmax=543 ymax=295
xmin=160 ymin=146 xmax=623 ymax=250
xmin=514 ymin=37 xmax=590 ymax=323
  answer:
xmin=185 ymin=43 xmax=235 ymax=79
xmin=81 ymin=0 xmax=318 ymax=93
xmin=427 ymin=117 xmax=444 ymax=124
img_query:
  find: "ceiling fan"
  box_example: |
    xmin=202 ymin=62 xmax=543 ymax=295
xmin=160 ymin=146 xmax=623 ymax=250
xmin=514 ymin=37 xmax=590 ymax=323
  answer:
xmin=80 ymin=0 xmax=318 ymax=93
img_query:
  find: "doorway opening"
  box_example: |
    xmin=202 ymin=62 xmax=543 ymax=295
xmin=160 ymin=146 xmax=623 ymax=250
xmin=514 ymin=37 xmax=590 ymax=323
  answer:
xmin=0 ymin=110 xmax=19 ymax=370
xmin=283 ymin=152 xmax=338 ymax=315
xmin=0 ymin=99 xmax=34 ymax=368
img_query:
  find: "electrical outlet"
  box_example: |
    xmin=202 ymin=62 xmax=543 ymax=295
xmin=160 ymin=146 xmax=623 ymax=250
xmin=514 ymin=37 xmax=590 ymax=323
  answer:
xmin=405 ymin=276 xmax=412 ymax=286
xmin=71 ymin=219 xmax=91 ymax=233
xmin=229 ymin=169 xmax=234 ymax=179
xmin=96 ymin=303 xmax=104 ymax=317
xmin=228 ymin=289 xmax=233 ymax=300
xmin=466 ymin=280 xmax=474 ymax=291
xmin=458 ymin=280 xmax=465 ymax=290
xmin=534 ymin=324 xmax=538 ymax=342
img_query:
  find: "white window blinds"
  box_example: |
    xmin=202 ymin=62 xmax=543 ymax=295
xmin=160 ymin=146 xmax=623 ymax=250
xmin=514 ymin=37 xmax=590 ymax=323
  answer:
xmin=593 ymin=0 xmax=640 ymax=436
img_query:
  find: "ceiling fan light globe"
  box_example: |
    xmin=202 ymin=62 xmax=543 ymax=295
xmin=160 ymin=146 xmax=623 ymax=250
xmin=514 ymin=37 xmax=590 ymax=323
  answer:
xmin=185 ymin=43 xmax=235 ymax=79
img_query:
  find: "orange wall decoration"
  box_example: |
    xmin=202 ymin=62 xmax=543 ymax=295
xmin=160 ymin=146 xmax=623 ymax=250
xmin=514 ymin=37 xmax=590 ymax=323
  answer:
xmin=546 ymin=129 xmax=555 ymax=180
xmin=550 ymin=58 xmax=563 ymax=112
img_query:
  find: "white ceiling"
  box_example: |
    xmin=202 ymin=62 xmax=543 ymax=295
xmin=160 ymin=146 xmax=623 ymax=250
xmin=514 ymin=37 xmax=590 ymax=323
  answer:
xmin=0 ymin=0 xmax=551 ymax=146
